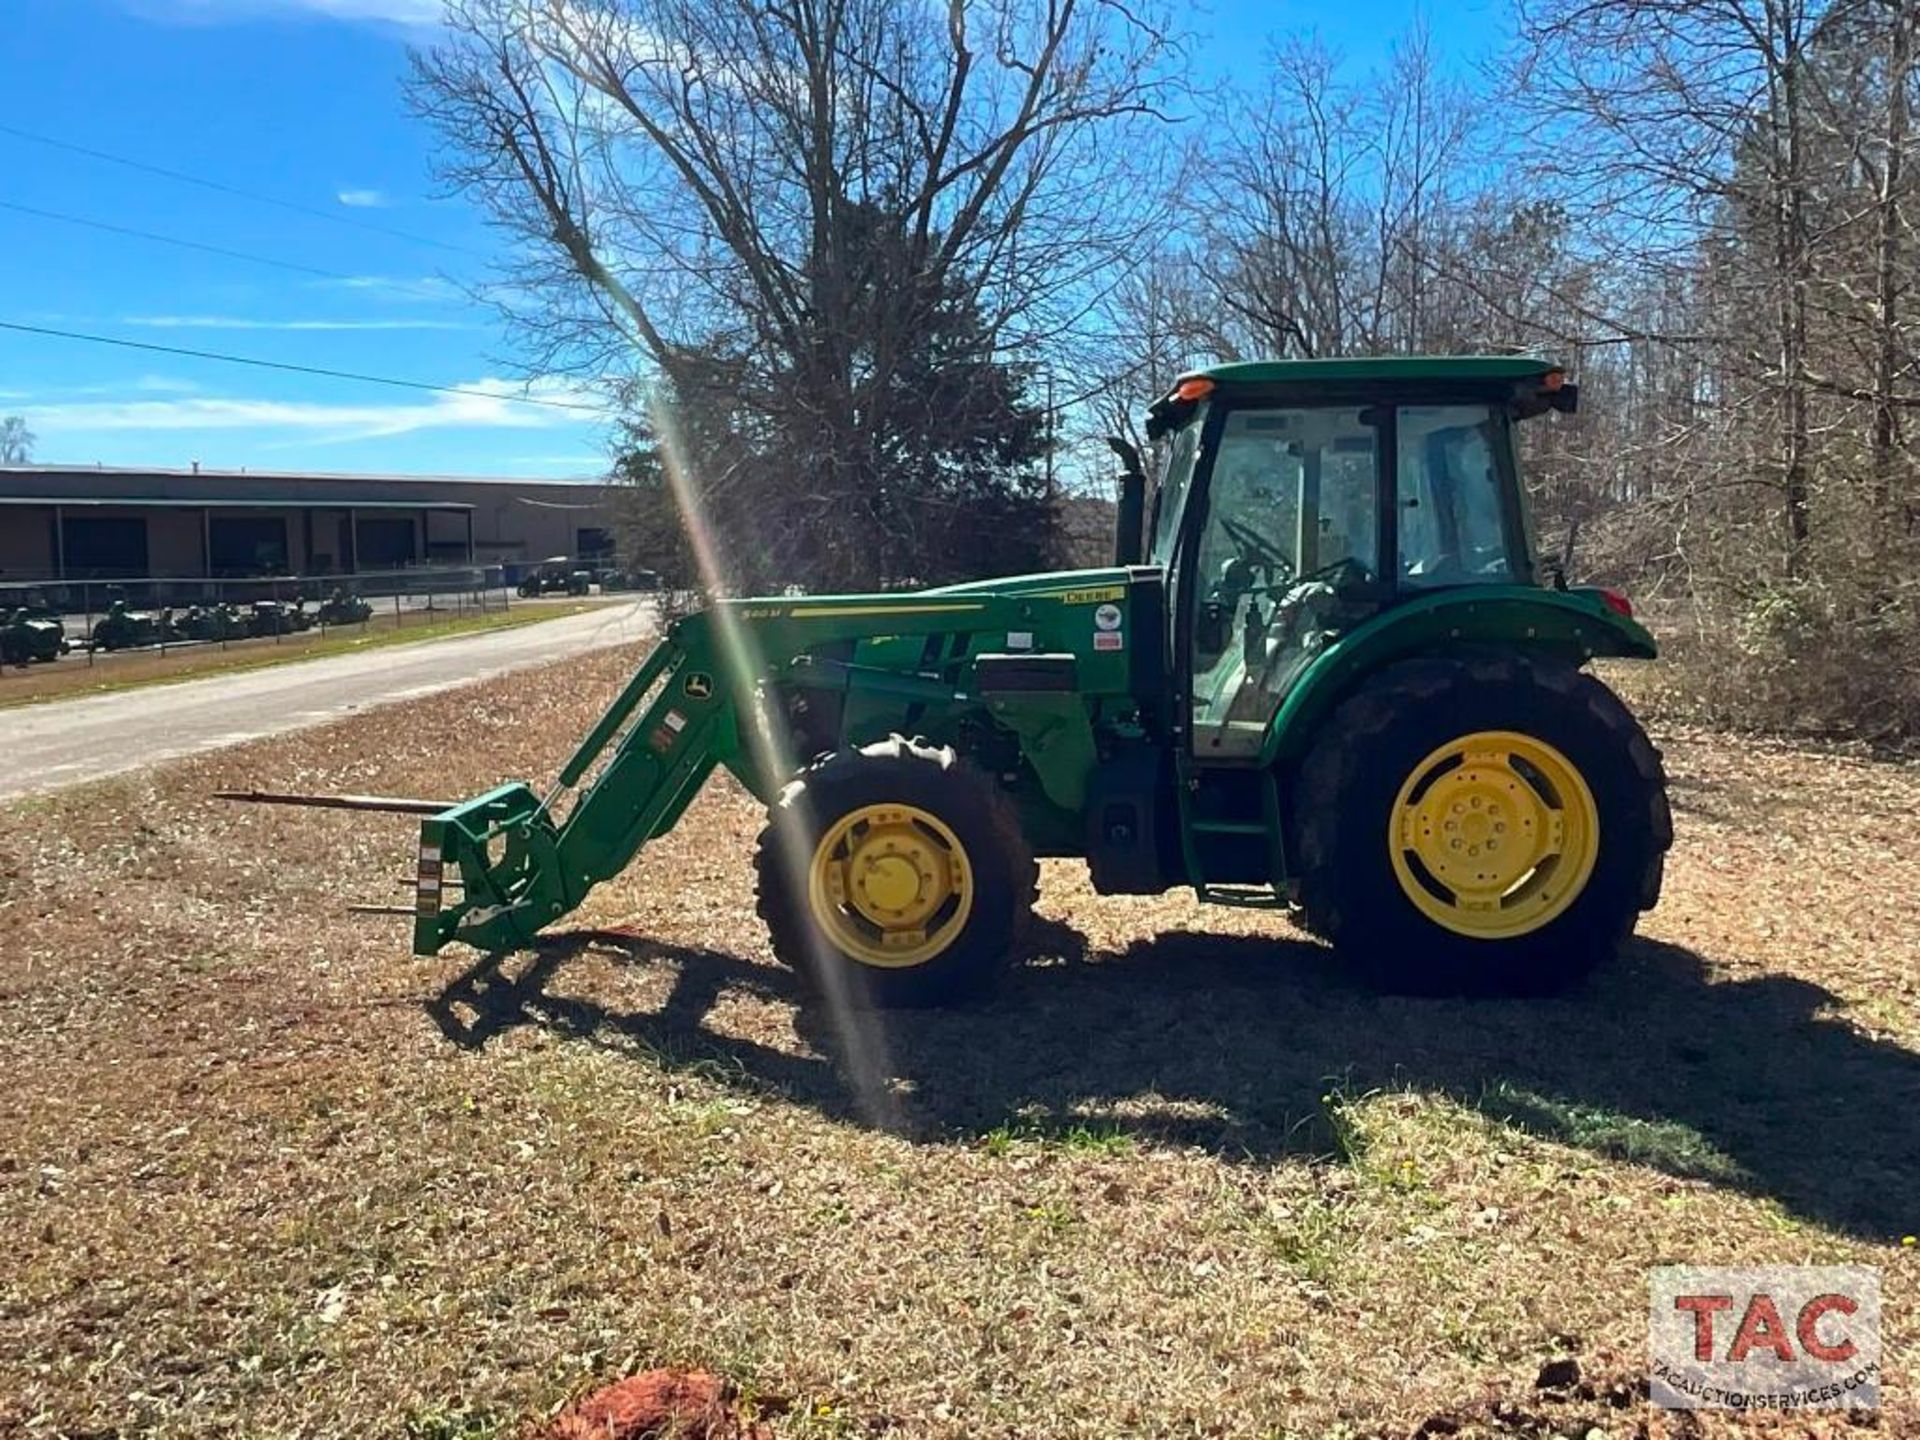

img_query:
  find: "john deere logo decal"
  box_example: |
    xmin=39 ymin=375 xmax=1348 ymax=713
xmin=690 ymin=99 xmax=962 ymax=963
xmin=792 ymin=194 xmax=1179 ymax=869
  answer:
xmin=683 ymin=672 xmax=714 ymax=699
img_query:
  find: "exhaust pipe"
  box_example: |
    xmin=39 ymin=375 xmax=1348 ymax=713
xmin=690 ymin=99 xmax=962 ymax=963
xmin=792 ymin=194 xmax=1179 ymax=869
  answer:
xmin=1107 ymin=436 xmax=1146 ymax=567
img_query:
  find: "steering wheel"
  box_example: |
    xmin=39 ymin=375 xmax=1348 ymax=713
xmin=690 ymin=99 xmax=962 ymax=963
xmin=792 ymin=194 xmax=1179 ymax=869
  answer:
xmin=1218 ymin=514 xmax=1294 ymax=584
xmin=1296 ymin=554 xmax=1374 ymax=589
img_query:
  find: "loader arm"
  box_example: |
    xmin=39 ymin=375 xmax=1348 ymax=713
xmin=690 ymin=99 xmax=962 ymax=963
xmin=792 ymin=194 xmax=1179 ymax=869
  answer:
xmin=413 ymin=610 xmax=742 ymax=956
xmin=411 ymin=581 xmax=1137 ymax=956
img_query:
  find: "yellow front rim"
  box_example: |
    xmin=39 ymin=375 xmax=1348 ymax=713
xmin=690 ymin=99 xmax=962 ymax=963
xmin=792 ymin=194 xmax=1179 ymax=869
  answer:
xmin=807 ymin=803 xmax=974 ymax=968
xmin=1388 ymin=730 xmax=1599 ymax=940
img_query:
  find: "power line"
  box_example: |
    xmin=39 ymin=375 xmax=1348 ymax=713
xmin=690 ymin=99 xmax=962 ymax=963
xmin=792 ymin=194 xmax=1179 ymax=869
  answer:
xmin=0 ymin=122 xmax=483 ymax=258
xmin=0 ymin=200 xmax=371 ymax=283
xmin=0 ymin=319 xmax=617 ymax=418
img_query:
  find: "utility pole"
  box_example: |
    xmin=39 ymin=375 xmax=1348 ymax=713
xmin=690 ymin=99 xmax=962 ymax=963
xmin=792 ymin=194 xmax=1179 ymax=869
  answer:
xmin=1044 ymin=370 xmax=1056 ymax=502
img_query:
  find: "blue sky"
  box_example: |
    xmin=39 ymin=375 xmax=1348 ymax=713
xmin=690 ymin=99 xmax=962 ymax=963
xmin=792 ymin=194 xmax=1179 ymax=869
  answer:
xmin=0 ymin=0 xmax=1485 ymax=479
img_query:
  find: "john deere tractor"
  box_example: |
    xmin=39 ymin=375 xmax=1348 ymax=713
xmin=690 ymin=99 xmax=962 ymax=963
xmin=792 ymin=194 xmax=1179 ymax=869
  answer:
xmin=238 ymin=357 xmax=1670 ymax=1003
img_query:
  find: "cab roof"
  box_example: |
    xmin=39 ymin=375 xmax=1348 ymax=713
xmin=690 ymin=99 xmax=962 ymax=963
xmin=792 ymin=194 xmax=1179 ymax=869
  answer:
xmin=1184 ymin=355 xmax=1564 ymax=388
xmin=1145 ymin=355 xmax=1575 ymax=439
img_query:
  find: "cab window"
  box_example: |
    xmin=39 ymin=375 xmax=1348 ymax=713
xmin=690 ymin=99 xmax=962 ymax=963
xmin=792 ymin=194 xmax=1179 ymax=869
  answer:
xmin=1195 ymin=407 xmax=1377 ymax=592
xmin=1150 ymin=419 xmax=1202 ymax=563
xmin=1396 ymin=405 xmax=1518 ymax=586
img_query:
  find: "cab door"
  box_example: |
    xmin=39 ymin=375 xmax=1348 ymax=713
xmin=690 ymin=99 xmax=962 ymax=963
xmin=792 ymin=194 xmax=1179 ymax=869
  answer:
xmin=1185 ymin=404 xmax=1386 ymax=760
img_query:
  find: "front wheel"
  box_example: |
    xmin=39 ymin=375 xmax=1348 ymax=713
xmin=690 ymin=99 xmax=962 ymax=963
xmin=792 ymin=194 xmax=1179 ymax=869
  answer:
xmin=754 ymin=736 xmax=1037 ymax=1007
xmin=1293 ymin=655 xmax=1672 ymax=995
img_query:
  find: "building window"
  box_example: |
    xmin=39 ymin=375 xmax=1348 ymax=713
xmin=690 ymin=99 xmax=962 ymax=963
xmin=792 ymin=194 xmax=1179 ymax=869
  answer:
xmin=355 ymin=516 xmax=417 ymax=568
xmin=209 ymin=516 xmax=290 ymax=575
xmin=62 ymin=516 xmax=150 ymax=578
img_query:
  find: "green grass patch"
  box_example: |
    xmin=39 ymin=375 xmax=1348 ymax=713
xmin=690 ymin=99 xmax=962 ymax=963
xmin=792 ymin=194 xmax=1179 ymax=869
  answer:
xmin=976 ymin=1115 xmax=1139 ymax=1158
xmin=1474 ymin=1080 xmax=1745 ymax=1181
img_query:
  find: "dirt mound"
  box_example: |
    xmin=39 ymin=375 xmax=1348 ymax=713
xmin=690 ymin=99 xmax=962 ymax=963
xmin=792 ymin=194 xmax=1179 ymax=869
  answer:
xmin=537 ymin=1369 xmax=763 ymax=1440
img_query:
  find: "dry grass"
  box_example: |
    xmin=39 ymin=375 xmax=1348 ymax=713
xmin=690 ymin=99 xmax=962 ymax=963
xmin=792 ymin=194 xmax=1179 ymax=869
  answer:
xmin=1 ymin=646 xmax=1916 ymax=1439
xmin=0 ymin=600 xmax=600 ymax=710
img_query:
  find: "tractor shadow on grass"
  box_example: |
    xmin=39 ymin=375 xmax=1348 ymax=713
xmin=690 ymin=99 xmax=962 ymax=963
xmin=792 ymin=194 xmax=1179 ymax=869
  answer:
xmin=427 ymin=921 xmax=1920 ymax=1243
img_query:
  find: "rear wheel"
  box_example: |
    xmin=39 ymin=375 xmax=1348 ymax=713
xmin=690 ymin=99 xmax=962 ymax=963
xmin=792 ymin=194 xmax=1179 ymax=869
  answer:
xmin=1294 ymin=654 xmax=1671 ymax=995
xmin=755 ymin=735 xmax=1037 ymax=1007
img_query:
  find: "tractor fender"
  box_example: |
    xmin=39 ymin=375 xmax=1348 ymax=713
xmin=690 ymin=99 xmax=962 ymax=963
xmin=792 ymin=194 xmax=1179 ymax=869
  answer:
xmin=1260 ymin=586 xmax=1657 ymax=769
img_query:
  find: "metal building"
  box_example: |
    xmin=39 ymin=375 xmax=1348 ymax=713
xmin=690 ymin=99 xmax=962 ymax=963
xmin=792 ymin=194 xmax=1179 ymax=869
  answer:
xmin=0 ymin=464 xmax=614 ymax=581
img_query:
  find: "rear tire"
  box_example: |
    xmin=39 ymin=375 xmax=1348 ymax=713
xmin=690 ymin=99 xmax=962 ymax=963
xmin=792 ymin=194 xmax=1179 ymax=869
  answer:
xmin=755 ymin=735 xmax=1037 ymax=1007
xmin=1294 ymin=654 xmax=1671 ymax=995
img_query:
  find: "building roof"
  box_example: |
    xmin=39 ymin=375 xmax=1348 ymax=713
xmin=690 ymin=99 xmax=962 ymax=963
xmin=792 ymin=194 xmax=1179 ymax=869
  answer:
xmin=0 ymin=464 xmax=610 ymax=512
xmin=0 ymin=495 xmax=470 ymax=510
xmin=0 ymin=463 xmax=605 ymax=488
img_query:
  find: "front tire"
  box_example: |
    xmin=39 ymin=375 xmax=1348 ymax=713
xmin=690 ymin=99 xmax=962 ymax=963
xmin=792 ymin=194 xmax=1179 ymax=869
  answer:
xmin=1294 ymin=655 xmax=1671 ymax=995
xmin=754 ymin=736 xmax=1037 ymax=1007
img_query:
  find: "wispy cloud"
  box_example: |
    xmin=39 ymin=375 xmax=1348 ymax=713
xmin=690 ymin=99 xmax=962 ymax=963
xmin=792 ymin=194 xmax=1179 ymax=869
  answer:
xmin=122 ymin=314 xmax=473 ymax=332
xmin=23 ymin=376 xmax=602 ymax=446
xmin=7 ymin=375 xmax=206 ymax=401
xmin=500 ymin=452 xmax=610 ymax=472
xmin=132 ymin=375 xmax=206 ymax=394
xmin=336 ymin=188 xmax=388 ymax=208
xmin=311 ymin=274 xmax=461 ymax=304
xmin=127 ymin=0 xmax=445 ymax=25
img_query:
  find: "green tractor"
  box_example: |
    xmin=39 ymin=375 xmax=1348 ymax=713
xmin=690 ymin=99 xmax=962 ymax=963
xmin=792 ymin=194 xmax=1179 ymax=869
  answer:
xmin=237 ymin=357 xmax=1671 ymax=1003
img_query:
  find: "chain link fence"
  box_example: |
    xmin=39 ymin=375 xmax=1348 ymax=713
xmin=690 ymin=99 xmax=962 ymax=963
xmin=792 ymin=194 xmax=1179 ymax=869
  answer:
xmin=0 ymin=565 xmax=521 ymax=670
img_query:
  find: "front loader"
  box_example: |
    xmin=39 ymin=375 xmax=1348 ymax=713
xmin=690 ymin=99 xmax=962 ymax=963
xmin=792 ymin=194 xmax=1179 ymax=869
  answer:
xmin=230 ymin=356 xmax=1671 ymax=1004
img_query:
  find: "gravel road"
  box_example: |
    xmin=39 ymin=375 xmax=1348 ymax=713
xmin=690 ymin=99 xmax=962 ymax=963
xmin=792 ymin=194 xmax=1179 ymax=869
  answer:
xmin=0 ymin=600 xmax=654 ymax=801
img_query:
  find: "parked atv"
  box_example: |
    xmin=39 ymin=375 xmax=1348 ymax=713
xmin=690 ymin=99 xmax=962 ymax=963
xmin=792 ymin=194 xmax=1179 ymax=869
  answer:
xmin=316 ymin=589 xmax=375 ymax=626
xmin=1 ymin=604 xmax=68 ymax=664
xmin=245 ymin=599 xmax=312 ymax=637
xmin=518 ymin=558 xmax=590 ymax=597
xmin=595 ymin=567 xmax=662 ymax=593
xmin=89 ymin=600 xmax=165 ymax=652
xmin=173 ymin=603 xmax=246 ymax=643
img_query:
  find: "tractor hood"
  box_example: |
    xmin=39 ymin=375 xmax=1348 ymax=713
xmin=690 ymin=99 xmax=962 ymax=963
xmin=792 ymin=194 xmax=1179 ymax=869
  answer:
xmin=922 ymin=565 xmax=1143 ymax=601
xmin=719 ymin=567 xmax=1146 ymax=624
xmin=717 ymin=565 xmax=1153 ymax=643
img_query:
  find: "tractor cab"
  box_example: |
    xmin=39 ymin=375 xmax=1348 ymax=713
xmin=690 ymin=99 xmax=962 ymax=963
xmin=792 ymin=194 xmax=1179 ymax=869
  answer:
xmin=1132 ymin=357 xmax=1577 ymax=762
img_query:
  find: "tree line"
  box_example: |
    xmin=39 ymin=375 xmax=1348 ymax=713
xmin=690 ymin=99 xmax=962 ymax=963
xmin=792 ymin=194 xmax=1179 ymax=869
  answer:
xmin=413 ymin=0 xmax=1918 ymax=739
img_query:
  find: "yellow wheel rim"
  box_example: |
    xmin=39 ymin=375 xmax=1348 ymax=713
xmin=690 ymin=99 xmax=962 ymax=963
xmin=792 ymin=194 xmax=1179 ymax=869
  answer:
xmin=806 ymin=803 xmax=973 ymax=968
xmin=1388 ymin=730 xmax=1599 ymax=940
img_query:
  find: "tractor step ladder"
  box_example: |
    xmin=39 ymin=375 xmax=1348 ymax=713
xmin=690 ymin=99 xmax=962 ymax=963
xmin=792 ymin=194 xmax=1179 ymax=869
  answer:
xmin=1180 ymin=764 xmax=1290 ymax=910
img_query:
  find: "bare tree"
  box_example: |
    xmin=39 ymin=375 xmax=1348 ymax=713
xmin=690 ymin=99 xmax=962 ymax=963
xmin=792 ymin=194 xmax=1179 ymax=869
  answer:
xmin=0 ymin=417 xmax=34 ymax=465
xmin=1866 ymin=2 xmax=1912 ymax=529
xmin=1174 ymin=27 xmax=1480 ymax=362
xmin=1783 ymin=11 xmax=1920 ymax=463
xmin=412 ymin=0 xmax=1178 ymax=588
xmin=1495 ymin=0 xmax=1920 ymax=733
xmin=1509 ymin=0 xmax=1833 ymax=570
